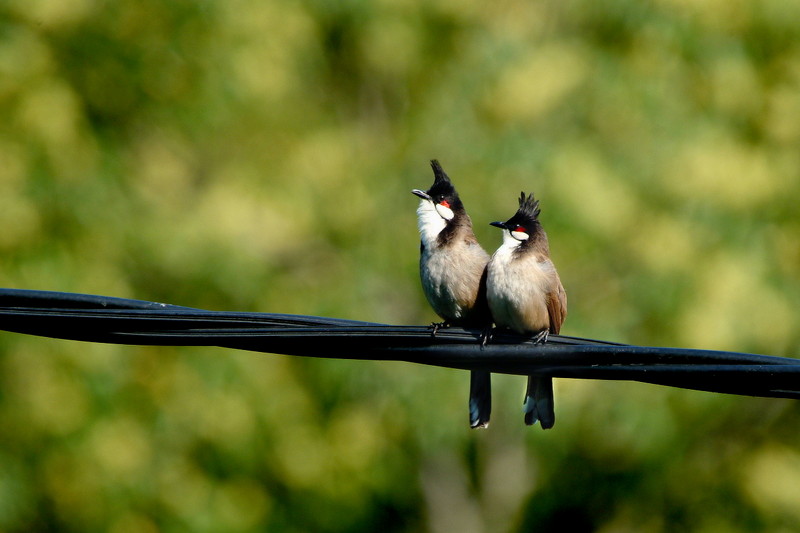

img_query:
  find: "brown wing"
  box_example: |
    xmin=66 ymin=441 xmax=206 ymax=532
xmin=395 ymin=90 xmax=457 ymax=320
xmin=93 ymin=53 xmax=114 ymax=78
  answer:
xmin=546 ymin=271 xmax=567 ymax=334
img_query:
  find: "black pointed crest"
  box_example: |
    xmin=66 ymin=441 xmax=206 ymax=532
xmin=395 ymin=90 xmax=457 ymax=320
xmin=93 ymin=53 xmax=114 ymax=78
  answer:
xmin=516 ymin=191 xmax=541 ymax=221
xmin=430 ymin=159 xmax=451 ymax=187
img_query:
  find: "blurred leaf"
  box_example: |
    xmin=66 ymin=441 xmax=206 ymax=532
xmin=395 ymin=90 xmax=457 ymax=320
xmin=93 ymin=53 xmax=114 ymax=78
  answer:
xmin=1 ymin=0 xmax=800 ymax=530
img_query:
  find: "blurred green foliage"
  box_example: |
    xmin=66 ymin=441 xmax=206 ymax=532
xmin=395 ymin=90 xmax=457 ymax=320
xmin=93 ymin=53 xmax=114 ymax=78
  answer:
xmin=1 ymin=0 xmax=800 ymax=531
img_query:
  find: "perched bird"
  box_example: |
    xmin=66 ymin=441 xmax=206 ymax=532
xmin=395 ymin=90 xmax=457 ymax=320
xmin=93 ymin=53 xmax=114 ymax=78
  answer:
xmin=412 ymin=160 xmax=493 ymax=428
xmin=486 ymin=192 xmax=567 ymax=429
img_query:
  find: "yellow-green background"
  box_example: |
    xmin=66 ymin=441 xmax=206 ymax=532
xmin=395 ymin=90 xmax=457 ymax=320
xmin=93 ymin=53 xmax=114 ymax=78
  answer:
xmin=2 ymin=0 xmax=800 ymax=531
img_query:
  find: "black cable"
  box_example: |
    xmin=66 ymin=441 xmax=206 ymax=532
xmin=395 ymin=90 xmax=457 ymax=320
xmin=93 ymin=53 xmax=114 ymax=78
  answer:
xmin=0 ymin=288 xmax=798 ymax=400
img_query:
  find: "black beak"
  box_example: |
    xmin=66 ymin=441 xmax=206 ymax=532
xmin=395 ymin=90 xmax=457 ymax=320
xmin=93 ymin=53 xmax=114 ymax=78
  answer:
xmin=489 ymin=221 xmax=507 ymax=229
xmin=412 ymin=189 xmax=431 ymax=200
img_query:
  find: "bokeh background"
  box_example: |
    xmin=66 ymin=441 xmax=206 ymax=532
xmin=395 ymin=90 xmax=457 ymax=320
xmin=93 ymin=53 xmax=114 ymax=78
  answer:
xmin=2 ymin=0 xmax=800 ymax=531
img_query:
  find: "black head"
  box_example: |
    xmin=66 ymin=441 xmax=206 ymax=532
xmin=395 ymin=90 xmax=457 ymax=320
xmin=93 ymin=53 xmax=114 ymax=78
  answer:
xmin=490 ymin=192 xmax=541 ymax=241
xmin=411 ymin=160 xmax=465 ymax=214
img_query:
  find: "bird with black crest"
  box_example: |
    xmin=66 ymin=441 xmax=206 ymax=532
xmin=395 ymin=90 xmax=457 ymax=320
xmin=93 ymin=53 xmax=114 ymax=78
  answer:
xmin=412 ymin=160 xmax=493 ymax=428
xmin=486 ymin=191 xmax=567 ymax=429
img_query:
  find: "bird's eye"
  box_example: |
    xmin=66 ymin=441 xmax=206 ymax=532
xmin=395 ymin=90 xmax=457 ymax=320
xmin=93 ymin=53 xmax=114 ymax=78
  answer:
xmin=438 ymin=199 xmax=451 ymax=208
xmin=514 ymin=225 xmax=527 ymax=233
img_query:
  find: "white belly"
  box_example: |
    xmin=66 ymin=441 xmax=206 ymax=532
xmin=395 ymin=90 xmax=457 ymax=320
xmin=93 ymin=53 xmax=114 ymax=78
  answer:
xmin=421 ymin=248 xmax=464 ymax=320
xmin=420 ymin=241 xmax=488 ymax=323
xmin=487 ymin=244 xmax=550 ymax=334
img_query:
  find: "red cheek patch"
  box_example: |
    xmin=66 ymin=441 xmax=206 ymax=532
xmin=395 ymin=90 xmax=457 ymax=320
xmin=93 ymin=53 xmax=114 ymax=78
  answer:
xmin=439 ymin=200 xmax=451 ymax=208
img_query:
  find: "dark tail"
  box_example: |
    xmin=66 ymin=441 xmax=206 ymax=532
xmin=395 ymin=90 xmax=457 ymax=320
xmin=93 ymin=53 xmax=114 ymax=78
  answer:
xmin=469 ymin=370 xmax=492 ymax=428
xmin=524 ymin=375 xmax=555 ymax=429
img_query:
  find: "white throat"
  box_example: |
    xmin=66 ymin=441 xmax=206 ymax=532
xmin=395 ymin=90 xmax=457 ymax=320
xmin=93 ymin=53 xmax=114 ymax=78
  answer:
xmin=500 ymin=229 xmax=525 ymax=250
xmin=417 ymin=200 xmax=449 ymax=247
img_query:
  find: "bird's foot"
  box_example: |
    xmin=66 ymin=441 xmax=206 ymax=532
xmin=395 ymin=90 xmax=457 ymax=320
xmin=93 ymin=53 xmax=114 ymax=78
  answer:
xmin=479 ymin=326 xmax=494 ymax=348
xmin=429 ymin=321 xmax=450 ymax=337
xmin=533 ymin=329 xmax=549 ymax=344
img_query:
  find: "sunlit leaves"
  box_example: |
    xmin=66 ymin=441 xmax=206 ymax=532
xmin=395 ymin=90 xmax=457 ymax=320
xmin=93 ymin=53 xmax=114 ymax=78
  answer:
xmin=1 ymin=0 xmax=800 ymax=531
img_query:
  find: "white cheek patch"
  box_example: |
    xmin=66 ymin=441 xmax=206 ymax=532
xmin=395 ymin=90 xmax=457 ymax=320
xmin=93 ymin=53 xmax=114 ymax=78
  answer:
xmin=434 ymin=203 xmax=455 ymax=221
xmin=511 ymin=230 xmax=529 ymax=241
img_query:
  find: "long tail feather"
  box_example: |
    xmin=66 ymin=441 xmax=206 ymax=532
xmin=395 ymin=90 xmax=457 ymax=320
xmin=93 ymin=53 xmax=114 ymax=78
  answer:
xmin=524 ymin=375 xmax=554 ymax=429
xmin=469 ymin=370 xmax=492 ymax=428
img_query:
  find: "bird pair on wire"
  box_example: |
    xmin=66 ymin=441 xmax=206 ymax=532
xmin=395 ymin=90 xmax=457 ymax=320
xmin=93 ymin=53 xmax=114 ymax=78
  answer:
xmin=413 ymin=160 xmax=567 ymax=430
